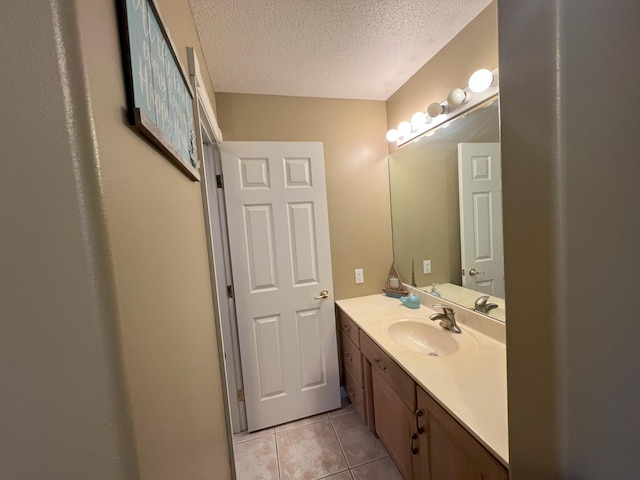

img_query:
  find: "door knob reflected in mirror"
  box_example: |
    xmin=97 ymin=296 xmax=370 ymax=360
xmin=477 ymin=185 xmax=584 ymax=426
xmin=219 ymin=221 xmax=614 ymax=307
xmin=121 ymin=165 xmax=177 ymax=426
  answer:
xmin=314 ymin=289 xmax=330 ymax=299
xmin=468 ymin=268 xmax=485 ymax=276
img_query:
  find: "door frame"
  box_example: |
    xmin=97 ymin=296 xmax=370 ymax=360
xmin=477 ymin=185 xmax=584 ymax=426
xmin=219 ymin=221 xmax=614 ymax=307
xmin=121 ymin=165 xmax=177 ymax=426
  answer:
xmin=187 ymin=48 xmax=244 ymax=477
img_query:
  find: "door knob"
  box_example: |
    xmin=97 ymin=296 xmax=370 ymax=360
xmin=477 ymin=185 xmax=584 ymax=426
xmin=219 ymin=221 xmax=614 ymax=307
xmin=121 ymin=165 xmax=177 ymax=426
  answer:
xmin=314 ymin=289 xmax=330 ymax=299
xmin=468 ymin=268 xmax=485 ymax=276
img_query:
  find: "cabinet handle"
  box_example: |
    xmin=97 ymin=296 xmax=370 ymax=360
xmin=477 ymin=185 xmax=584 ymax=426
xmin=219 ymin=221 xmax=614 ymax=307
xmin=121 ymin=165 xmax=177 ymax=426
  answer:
xmin=347 ymin=385 xmax=354 ymax=397
xmin=373 ymin=358 xmax=387 ymax=371
xmin=414 ymin=409 xmax=424 ymax=435
xmin=345 ymin=352 xmax=352 ymax=361
xmin=410 ymin=432 xmax=419 ymax=455
xmin=343 ymin=323 xmax=351 ymax=332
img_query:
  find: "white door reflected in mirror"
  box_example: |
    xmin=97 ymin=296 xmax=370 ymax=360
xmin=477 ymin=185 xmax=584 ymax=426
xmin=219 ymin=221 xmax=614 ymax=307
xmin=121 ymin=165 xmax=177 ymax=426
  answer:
xmin=458 ymin=142 xmax=504 ymax=298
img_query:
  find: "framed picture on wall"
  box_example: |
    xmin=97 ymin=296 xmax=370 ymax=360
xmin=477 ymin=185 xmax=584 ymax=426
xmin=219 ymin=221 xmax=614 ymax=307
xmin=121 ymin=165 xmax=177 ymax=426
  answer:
xmin=116 ymin=0 xmax=200 ymax=181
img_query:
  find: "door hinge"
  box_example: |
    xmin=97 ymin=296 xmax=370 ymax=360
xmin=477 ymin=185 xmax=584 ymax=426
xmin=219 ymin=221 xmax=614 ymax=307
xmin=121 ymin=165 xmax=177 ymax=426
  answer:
xmin=216 ymin=174 xmax=223 ymax=189
xmin=227 ymin=284 xmax=234 ymax=298
xmin=237 ymin=388 xmax=245 ymax=402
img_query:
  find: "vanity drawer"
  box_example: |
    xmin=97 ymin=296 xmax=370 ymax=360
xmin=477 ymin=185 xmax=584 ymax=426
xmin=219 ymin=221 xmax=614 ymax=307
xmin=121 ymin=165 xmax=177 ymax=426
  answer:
xmin=344 ymin=365 xmax=366 ymax=422
xmin=337 ymin=308 xmax=360 ymax=347
xmin=341 ymin=330 xmax=363 ymax=385
xmin=360 ymin=332 xmax=416 ymax=411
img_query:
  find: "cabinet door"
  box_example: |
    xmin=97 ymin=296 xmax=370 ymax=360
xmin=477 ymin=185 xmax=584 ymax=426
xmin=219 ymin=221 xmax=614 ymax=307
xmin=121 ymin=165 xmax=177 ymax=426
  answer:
xmin=372 ymin=368 xmax=417 ymax=480
xmin=340 ymin=330 xmax=363 ymax=384
xmin=418 ymin=388 xmax=508 ymax=480
xmin=344 ymin=364 xmax=366 ymax=423
xmin=337 ymin=308 xmax=360 ymax=347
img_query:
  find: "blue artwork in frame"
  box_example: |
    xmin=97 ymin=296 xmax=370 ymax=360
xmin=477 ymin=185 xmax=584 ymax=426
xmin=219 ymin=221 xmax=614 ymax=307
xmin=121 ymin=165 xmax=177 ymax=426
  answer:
xmin=116 ymin=0 xmax=200 ymax=181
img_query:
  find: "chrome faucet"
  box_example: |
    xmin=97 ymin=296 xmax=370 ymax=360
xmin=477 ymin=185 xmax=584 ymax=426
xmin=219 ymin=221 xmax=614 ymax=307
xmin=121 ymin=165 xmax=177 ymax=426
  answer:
xmin=474 ymin=295 xmax=498 ymax=315
xmin=429 ymin=305 xmax=462 ymax=334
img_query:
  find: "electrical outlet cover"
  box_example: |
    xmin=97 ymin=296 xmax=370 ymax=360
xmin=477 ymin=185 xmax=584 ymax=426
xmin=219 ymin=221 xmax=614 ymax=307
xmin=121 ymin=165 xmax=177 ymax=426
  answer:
xmin=423 ymin=260 xmax=431 ymax=274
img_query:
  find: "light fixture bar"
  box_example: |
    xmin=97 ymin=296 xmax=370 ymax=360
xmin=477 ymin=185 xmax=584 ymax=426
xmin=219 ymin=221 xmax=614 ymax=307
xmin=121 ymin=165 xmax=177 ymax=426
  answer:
xmin=389 ymin=67 xmax=498 ymax=147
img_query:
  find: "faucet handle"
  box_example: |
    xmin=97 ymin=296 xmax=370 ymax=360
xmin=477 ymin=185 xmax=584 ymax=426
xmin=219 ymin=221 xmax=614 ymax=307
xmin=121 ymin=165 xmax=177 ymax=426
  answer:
xmin=432 ymin=304 xmax=454 ymax=315
xmin=474 ymin=295 xmax=490 ymax=310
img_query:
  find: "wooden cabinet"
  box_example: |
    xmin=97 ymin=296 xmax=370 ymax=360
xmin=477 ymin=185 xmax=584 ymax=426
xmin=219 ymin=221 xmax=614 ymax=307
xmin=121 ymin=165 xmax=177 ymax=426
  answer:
xmin=360 ymin=331 xmax=419 ymax=480
xmin=338 ymin=307 xmax=360 ymax=347
xmin=416 ymin=387 xmax=508 ymax=480
xmin=371 ymin=367 xmax=419 ymax=479
xmin=337 ymin=307 xmax=368 ymax=425
xmin=360 ymin=332 xmax=415 ymax=411
xmin=336 ymin=306 xmax=508 ymax=480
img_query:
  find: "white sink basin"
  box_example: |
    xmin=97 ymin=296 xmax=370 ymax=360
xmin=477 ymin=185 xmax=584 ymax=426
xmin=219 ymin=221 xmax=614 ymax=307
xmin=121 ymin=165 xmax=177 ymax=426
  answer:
xmin=387 ymin=319 xmax=458 ymax=356
xmin=381 ymin=315 xmax=478 ymax=358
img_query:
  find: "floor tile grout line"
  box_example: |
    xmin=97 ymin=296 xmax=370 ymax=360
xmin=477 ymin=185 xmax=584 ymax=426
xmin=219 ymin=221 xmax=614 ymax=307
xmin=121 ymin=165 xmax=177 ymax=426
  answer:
xmin=329 ymin=414 xmax=352 ymax=470
xmin=273 ymin=414 xmax=330 ymax=435
xmin=348 ymin=454 xmax=392 ymax=471
xmin=274 ymin=431 xmax=282 ymax=480
xmin=312 ymin=466 xmax=351 ymax=480
xmin=232 ymin=431 xmax=275 ymax=446
xmin=330 ymin=413 xmax=390 ymax=471
xmin=328 ymin=416 xmax=350 ymax=475
xmin=234 ymin=406 xmax=352 ymax=443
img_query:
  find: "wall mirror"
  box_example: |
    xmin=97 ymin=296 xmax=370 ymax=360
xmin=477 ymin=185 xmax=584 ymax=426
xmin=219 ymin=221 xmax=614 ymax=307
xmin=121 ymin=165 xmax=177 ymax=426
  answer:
xmin=388 ymin=97 xmax=506 ymax=322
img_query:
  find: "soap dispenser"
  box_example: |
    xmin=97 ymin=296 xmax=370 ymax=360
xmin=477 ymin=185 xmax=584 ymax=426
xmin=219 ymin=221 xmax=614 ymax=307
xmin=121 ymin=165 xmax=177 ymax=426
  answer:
xmin=400 ymin=287 xmax=421 ymax=309
xmin=430 ymin=283 xmax=442 ymax=298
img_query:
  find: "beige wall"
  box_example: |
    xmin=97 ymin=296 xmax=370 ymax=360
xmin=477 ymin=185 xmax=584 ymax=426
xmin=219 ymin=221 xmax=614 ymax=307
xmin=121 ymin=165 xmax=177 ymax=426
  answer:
xmin=500 ymin=1 xmax=640 ymax=478
xmin=216 ymin=94 xmax=392 ymax=300
xmin=74 ymin=0 xmax=231 ymax=478
xmin=386 ymin=2 xmax=498 ymax=153
xmin=0 ymin=1 xmax=138 ymax=478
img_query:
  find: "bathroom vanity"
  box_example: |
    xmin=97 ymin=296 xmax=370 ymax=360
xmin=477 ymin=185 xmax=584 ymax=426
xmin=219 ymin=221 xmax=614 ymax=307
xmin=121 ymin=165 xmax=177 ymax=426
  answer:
xmin=336 ymin=293 xmax=508 ymax=480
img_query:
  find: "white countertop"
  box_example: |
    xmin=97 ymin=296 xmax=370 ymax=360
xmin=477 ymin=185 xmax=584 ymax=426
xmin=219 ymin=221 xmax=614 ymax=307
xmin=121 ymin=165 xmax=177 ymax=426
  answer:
xmin=336 ymin=293 xmax=509 ymax=465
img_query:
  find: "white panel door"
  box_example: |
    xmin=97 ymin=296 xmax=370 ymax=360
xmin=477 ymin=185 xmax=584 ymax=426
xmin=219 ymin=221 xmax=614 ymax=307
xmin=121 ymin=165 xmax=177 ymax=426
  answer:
xmin=458 ymin=143 xmax=505 ymax=298
xmin=220 ymin=141 xmax=340 ymax=431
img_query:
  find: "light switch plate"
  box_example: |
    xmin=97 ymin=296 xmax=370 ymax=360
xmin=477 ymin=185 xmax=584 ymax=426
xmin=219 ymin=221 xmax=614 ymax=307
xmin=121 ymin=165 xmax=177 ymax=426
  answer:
xmin=355 ymin=268 xmax=364 ymax=284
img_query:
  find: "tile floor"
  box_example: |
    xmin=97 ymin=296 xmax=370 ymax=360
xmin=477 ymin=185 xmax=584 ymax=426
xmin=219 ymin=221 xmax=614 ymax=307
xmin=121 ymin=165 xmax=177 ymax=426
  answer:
xmin=232 ymin=401 xmax=403 ymax=480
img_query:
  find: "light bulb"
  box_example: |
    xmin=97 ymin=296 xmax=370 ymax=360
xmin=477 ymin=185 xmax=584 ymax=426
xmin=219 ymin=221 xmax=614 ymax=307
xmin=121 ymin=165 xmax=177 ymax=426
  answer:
xmin=411 ymin=111 xmax=427 ymax=128
xmin=386 ymin=129 xmax=399 ymax=142
xmin=468 ymin=69 xmax=494 ymax=93
xmin=447 ymin=88 xmax=469 ymax=107
xmin=427 ymin=102 xmax=447 ymax=118
xmin=397 ymin=121 xmax=412 ymax=135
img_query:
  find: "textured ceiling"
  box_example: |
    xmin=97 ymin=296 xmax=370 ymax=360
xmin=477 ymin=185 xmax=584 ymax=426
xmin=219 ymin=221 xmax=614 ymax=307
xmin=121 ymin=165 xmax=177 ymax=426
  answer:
xmin=188 ymin=0 xmax=493 ymax=101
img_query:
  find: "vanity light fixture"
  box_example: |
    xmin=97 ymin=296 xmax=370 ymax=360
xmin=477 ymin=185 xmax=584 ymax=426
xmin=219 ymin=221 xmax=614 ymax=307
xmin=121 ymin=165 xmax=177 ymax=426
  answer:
xmin=427 ymin=102 xmax=449 ymax=118
xmin=397 ymin=120 xmax=412 ymax=135
xmin=468 ymin=68 xmax=495 ymax=93
xmin=411 ymin=111 xmax=429 ymax=128
xmin=447 ymin=88 xmax=469 ymax=107
xmin=386 ymin=67 xmax=499 ymax=146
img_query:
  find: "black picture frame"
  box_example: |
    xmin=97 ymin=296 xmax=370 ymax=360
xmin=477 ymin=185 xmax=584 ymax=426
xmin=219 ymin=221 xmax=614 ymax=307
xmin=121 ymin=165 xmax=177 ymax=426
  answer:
xmin=116 ymin=0 xmax=200 ymax=181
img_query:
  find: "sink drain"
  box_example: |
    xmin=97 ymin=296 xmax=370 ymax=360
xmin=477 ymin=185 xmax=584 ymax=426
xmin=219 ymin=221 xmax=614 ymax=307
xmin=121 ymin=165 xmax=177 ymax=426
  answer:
xmin=428 ymin=352 xmax=439 ymax=357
